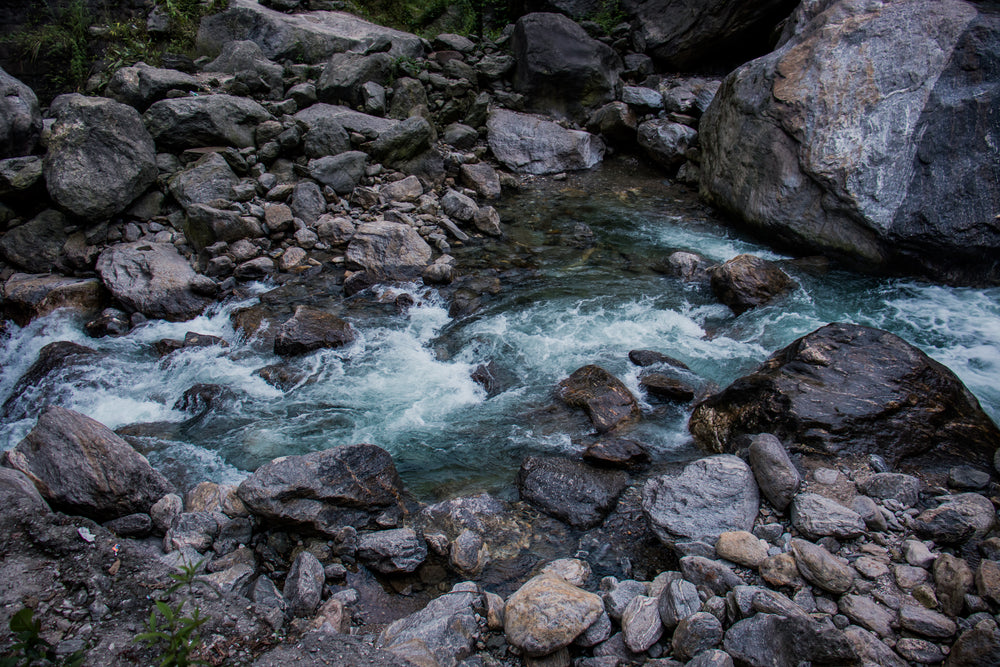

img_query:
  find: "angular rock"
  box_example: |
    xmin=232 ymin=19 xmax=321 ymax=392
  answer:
xmin=105 ymin=63 xmax=199 ymax=111
xmin=759 ymin=552 xmax=804 ymax=588
xmin=346 ymin=221 xmax=433 ymax=279
xmin=144 ymin=94 xmax=270 ymax=149
xmin=0 ymin=210 xmax=68 ymax=274
xmin=586 ymin=102 xmax=638 ymax=145
xmin=723 ymin=613 xmax=858 ymax=667
xmin=488 ymin=109 xmax=605 ymax=175
xmin=511 ymin=13 xmax=622 ymax=122
xmin=838 ymin=595 xmax=895 ymax=638
xmin=1 ymin=406 xmax=173 ymax=520
xmin=379 ymin=582 xmax=481 ymax=666
xmin=976 ymin=559 xmax=1000 ymax=604
xmin=196 ymin=0 xmax=423 ymax=63
xmin=369 ymin=116 xmax=434 ymax=169
xmin=295 ymin=103 xmax=398 ymax=140
xmin=441 ymin=189 xmax=479 ymax=223
xmin=164 ymin=511 xmax=224 ymax=553
xmin=274 ymin=306 xmax=356 ymax=356
xmin=679 ymin=556 xmax=744 ymax=596
xmin=504 ymin=574 xmax=604 ymax=657
xmin=204 ymin=40 xmax=284 ymax=100
xmin=96 ymin=242 xmax=214 ymax=322
xmin=899 ymin=604 xmax=957 ymax=639
xmin=0 ymin=155 xmax=43 ymax=198
xmin=317 ymin=52 xmax=393 ymax=107
xmin=747 ymin=434 xmax=800 ymax=511
xmin=583 ymin=438 xmax=650 ymax=469
xmin=517 ymin=456 xmax=627 ymax=529
xmin=184 ymin=204 xmax=261 ymax=252
xmin=169 ymin=152 xmax=240 ymax=210
xmin=0 ymin=66 xmax=41 ymax=158
xmin=309 ymin=151 xmax=368 ymax=195
xmin=642 ymin=455 xmax=759 ymax=547
xmin=843 ymin=626 xmax=908 ymax=667
xmin=698 ymin=0 xmax=1000 ymax=283
xmin=303 ymin=116 xmax=351 ymax=159
xmin=603 ymin=578 xmax=648 ymax=623
xmin=790 ymin=493 xmax=866 ymax=540
xmin=557 ymin=365 xmax=640 ymax=433
xmin=657 ymin=578 xmax=701 ymax=628
xmin=3 ymin=273 xmax=104 ymax=327
xmin=857 ymin=473 xmax=922 ymax=508
xmin=459 ymin=163 xmax=501 ymax=201
xmin=947 ymin=619 xmax=1000 ymax=666
xmin=284 ymin=551 xmax=325 ymax=617
xmin=638 ymin=373 xmax=695 ymax=402
xmin=686 ymin=650 xmax=734 ymax=667
xmin=791 ymin=538 xmax=854 ymax=594
xmin=380 ymin=175 xmax=423 ymax=204
xmin=357 ymin=527 xmax=427 ymax=574
xmin=45 ymin=94 xmax=157 ymax=222
xmin=688 ymin=323 xmax=1000 ymax=468
xmin=708 ymin=255 xmax=796 ymax=315
xmin=913 ymin=493 xmax=995 ymax=544
xmin=0 ymin=467 xmax=50 ymax=517
xmin=934 ymin=553 xmax=974 ymax=616
xmin=237 ymin=444 xmax=406 ymax=535
xmin=637 ymin=119 xmax=697 ymax=171
xmin=672 ymin=612 xmax=723 ymax=661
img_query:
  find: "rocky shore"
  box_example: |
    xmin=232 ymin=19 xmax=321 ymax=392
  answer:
xmin=1 ymin=0 xmax=1000 ymax=665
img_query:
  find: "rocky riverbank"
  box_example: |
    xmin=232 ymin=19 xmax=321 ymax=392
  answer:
xmin=2 ymin=0 xmax=1000 ymax=665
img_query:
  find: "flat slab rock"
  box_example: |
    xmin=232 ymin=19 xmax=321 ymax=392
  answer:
xmin=688 ymin=322 xmax=1000 ymax=469
xmin=642 ymin=455 xmax=759 ymax=547
xmin=517 ymin=455 xmax=628 ymax=529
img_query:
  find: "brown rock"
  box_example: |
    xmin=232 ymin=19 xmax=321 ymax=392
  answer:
xmin=557 ymin=365 xmax=640 ymax=433
xmin=505 ymin=574 xmax=604 ymax=657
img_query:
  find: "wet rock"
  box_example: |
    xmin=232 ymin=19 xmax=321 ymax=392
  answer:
xmin=237 ymin=444 xmax=405 ymax=535
xmin=204 ymin=40 xmax=284 ymax=99
xmin=913 ymin=493 xmax=995 ymax=544
xmin=747 ymin=434 xmax=800 ymax=511
xmin=679 ymin=556 xmax=744 ymax=596
xmin=45 ymin=94 xmax=157 ymax=222
xmin=628 ymin=350 xmax=689 ymax=369
xmin=0 ymin=341 xmax=98 ymax=420
xmin=790 ymin=538 xmax=854 ymax=594
xmin=899 ymin=604 xmax=957 ymax=639
xmin=144 ymin=94 xmax=270 ymax=149
xmin=637 ymin=119 xmax=698 ymax=171
xmin=357 ymin=527 xmax=427 ymax=574
xmin=460 ymin=162 xmax=502 ymax=200
xmin=273 ymin=306 xmax=356 ymax=356
xmin=708 ymin=254 xmax=795 ymax=315
xmin=583 ymin=438 xmax=650 ymax=469
xmin=511 ymin=13 xmax=622 ymax=122
xmin=672 ymin=612 xmax=723 ymax=661
xmin=790 ymin=493 xmax=866 ymax=540
xmin=346 ymin=220 xmax=433 ymax=279
xmin=378 ymin=582 xmax=481 ymax=666
xmin=174 ymin=383 xmax=237 ymax=415
xmin=621 ymin=595 xmax=662 ymax=652
xmin=0 ymin=66 xmax=41 ymax=158
xmin=3 ymin=273 xmax=104 ymax=326
xmin=638 ymin=373 xmax=695 ymax=402
xmin=517 ymin=456 xmax=628 ymax=529
xmin=715 ymin=531 xmax=768 ymax=569
xmin=96 ymin=242 xmax=214 ymax=322
xmin=688 ymin=323 xmax=1000 ymax=468
xmin=557 ymin=365 xmax=640 ymax=433
xmin=284 ymin=551 xmax=325 ymax=617
xmin=105 ymin=63 xmax=199 ymax=111
xmin=857 ymin=472 xmax=922 ymax=508
xmin=504 ymin=574 xmax=604 ymax=657
xmin=196 ymin=0 xmax=423 ymax=63
xmin=642 ymin=455 xmax=759 ymax=548
xmin=723 ymin=613 xmax=858 ymax=667
xmin=487 ymin=109 xmax=605 ymax=175
xmin=1 ymin=406 xmax=173 ymax=520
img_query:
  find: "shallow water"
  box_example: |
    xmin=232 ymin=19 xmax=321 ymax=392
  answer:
xmin=2 ymin=158 xmax=999 ymax=498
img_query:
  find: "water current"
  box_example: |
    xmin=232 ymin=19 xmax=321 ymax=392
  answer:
xmin=2 ymin=158 xmax=999 ymax=500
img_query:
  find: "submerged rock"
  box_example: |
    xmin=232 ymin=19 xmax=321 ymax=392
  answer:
xmin=273 ymin=305 xmax=356 ymax=356
xmin=688 ymin=323 xmax=1000 ymax=468
xmin=1 ymin=406 xmax=174 ymax=520
xmin=557 ymin=365 xmax=640 ymax=433
xmin=708 ymin=254 xmax=796 ymax=315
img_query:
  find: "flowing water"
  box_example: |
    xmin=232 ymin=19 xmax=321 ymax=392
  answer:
xmin=3 ymin=158 xmax=999 ymax=500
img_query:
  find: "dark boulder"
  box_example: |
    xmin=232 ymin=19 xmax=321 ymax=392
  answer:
xmin=582 ymin=438 xmax=651 ymax=469
xmin=1 ymin=406 xmax=174 ymax=520
xmin=637 ymin=119 xmax=697 ymax=171
xmin=0 ymin=209 xmax=69 ymax=274
xmin=237 ymin=444 xmax=407 ymax=535
xmin=699 ymin=0 xmax=1000 ymax=284
xmin=105 ymin=63 xmax=199 ymax=112
xmin=143 ymin=94 xmax=270 ymax=149
xmin=517 ymin=455 xmax=628 ymax=529
xmin=204 ymin=40 xmax=284 ymax=100
xmin=0 ymin=66 xmax=41 ymax=158
xmin=0 ymin=341 xmax=98 ymax=419
xmin=273 ymin=305 xmax=356 ymax=356
xmin=511 ymin=13 xmax=623 ymax=122
xmin=369 ymin=116 xmax=435 ymax=169
xmin=44 ymin=94 xmax=158 ymax=222
xmin=317 ymin=52 xmax=393 ymax=107
xmin=688 ymin=323 xmax=1000 ymax=468
xmin=557 ymin=365 xmax=640 ymax=433
xmin=622 ymin=0 xmax=797 ymax=69
xmin=708 ymin=254 xmax=796 ymax=315
xmin=346 ymin=221 xmax=433 ymax=279
xmin=2 ymin=273 xmax=104 ymax=326
xmin=723 ymin=613 xmax=859 ymax=667
xmin=96 ymin=242 xmax=215 ymax=322
xmin=168 ymin=152 xmax=240 ymax=210
xmin=639 ymin=373 xmax=695 ymax=402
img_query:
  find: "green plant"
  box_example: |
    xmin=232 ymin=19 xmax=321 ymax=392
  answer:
xmin=0 ymin=607 xmax=86 ymax=667
xmin=0 ymin=0 xmax=93 ymax=91
xmin=133 ymin=560 xmax=210 ymax=667
xmin=589 ymin=0 xmax=627 ymax=35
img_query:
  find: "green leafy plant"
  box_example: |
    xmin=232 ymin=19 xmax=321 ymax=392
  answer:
xmin=0 ymin=607 xmax=86 ymax=667
xmin=589 ymin=0 xmax=627 ymax=35
xmin=133 ymin=560 xmax=210 ymax=667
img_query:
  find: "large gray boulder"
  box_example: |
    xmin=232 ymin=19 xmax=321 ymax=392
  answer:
xmin=196 ymin=0 xmax=423 ymax=63
xmin=379 ymin=582 xmax=481 ymax=666
xmin=622 ymin=0 xmax=795 ymax=69
xmin=688 ymin=323 xmax=1000 ymax=469
xmin=105 ymin=63 xmax=199 ymax=112
xmin=1 ymin=406 xmax=174 ymax=520
xmin=0 ymin=66 xmax=41 ymax=158
xmin=316 ymin=52 xmax=393 ymax=107
xmin=143 ymin=94 xmax=270 ymax=149
xmin=168 ymin=152 xmax=239 ymax=210
xmin=295 ymin=103 xmax=398 ymax=140
xmin=642 ymin=455 xmax=759 ymax=548
xmin=236 ymin=444 xmax=407 ymax=535
xmin=699 ymin=0 xmax=1000 ymax=283
xmin=637 ymin=119 xmax=697 ymax=171
xmin=511 ymin=12 xmax=623 ymax=122
xmin=0 ymin=209 xmax=68 ymax=274
xmin=203 ymin=40 xmax=284 ymax=100
xmin=96 ymin=242 xmax=215 ymax=322
xmin=44 ymin=95 xmax=157 ymax=222
xmin=346 ymin=221 xmax=433 ymax=279
xmin=487 ymin=109 xmax=604 ymax=175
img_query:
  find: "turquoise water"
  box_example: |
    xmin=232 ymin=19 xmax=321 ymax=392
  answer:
xmin=2 ymin=159 xmax=998 ymax=497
